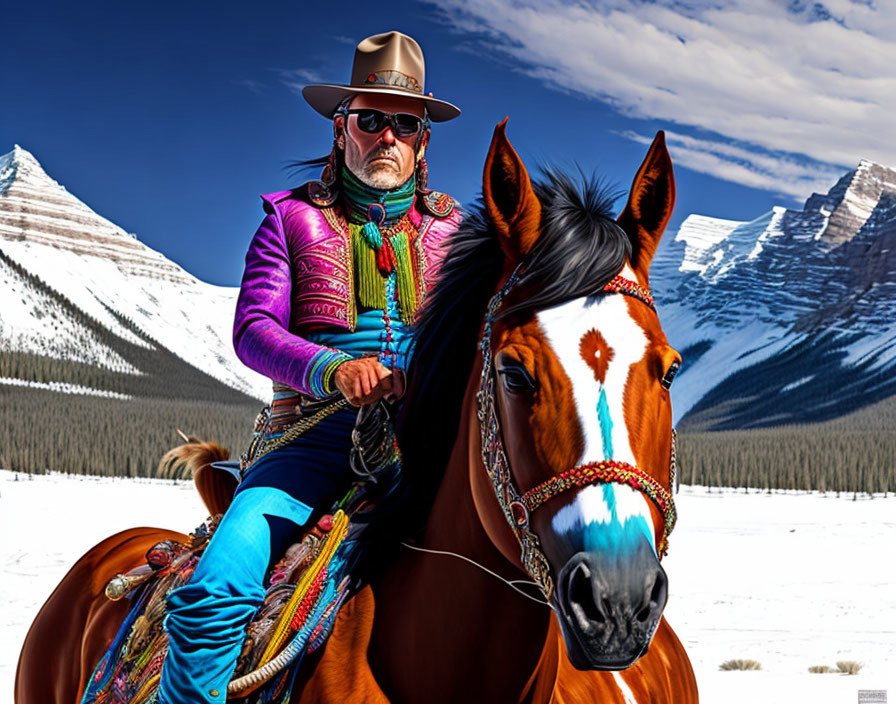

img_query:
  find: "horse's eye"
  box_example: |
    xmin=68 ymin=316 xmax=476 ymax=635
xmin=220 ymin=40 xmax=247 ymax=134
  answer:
xmin=661 ymin=360 xmax=680 ymax=389
xmin=497 ymin=363 xmax=537 ymax=393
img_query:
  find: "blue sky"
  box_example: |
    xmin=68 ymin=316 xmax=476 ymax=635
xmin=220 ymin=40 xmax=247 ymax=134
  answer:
xmin=3 ymin=0 xmax=892 ymax=286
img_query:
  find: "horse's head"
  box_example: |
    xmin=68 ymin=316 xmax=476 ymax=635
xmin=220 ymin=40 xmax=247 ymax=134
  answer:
xmin=469 ymin=120 xmax=680 ymax=671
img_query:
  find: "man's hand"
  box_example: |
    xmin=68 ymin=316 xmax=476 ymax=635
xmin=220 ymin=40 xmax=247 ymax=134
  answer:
xmin=333 ymin=357 xmax=394 ymax=407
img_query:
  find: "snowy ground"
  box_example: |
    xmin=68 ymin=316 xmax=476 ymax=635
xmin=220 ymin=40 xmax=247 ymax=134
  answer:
xmin=660 ymin=486 xmax=895 ymax=703
xmin=1 ymin=469 xmax=893 ymax=703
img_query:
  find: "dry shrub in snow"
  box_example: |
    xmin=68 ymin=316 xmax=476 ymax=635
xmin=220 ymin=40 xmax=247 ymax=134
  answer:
xmin=719 ymin=659 xmax=761 ymax=671
xmin=808 ymin=665 xmax=835 ymax=673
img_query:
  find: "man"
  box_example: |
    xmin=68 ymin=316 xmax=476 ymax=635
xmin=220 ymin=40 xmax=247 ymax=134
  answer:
xmin=156 ymin=31 xmax=462 ymax=704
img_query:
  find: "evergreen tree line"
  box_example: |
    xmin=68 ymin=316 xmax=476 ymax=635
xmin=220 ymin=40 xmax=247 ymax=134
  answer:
xmin=1 ymin=246 xmax=266 ymax=477
xmin=0 ymin=384 xmax=259 ymax=477
xmin=677 ymin=427 xmax=894 ymax=494
xmin=4 ymin=377 xmax=892 ymax=492
xmin=0 ymin=348 xmax=253 ymax=404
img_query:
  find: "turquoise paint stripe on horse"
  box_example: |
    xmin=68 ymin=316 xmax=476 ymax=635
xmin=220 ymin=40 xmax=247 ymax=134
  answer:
xmin=597 ymin=386 xmax=614 ymax=460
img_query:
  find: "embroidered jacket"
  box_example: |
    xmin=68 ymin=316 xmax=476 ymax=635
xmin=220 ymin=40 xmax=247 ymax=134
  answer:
xmin=233 ymin=182 xmax=462 ymax=398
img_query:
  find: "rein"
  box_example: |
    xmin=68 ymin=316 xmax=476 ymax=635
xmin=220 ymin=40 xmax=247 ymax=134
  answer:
xmin=400 ymin=542 xmax=551 ymax=607
xmin=476 ymin=266 xmax=678 ymax=600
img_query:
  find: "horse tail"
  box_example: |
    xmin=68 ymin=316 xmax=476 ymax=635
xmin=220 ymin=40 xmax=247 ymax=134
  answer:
xmin=156 ymin=438 xmax=230 ymax=480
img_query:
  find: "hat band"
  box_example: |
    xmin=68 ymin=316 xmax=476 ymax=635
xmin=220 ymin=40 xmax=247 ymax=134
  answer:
xmin=363 ymin=70 xmax=422 ymax=94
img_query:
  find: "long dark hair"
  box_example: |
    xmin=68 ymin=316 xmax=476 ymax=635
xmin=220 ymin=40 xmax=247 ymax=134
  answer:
xmin=285 ymin=151 xmax=339 ymax=187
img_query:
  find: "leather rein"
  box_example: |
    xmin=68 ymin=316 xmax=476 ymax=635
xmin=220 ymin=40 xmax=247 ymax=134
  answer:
xmin=475 ymin=265 xmax=678 ymax=600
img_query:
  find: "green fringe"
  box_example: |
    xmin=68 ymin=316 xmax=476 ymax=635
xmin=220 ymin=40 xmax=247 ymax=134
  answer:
xmin=390 ymin=230 xmax=418 ymax=324
xmin=351 ymin=224 xmax=386 ymax=310
xmin=350 ymin=223 xmax=419 ymax=323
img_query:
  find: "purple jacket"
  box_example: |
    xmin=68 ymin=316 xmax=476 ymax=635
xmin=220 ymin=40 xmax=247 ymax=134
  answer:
xmin=233 ymin=182 xmax=462 ymax=398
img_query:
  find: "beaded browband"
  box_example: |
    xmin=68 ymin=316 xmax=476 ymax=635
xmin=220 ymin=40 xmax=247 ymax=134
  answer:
xmin=602 ymin=275 xmax=655 ymax=310
xmin=476 ymin=266 xmax=677 ymax=600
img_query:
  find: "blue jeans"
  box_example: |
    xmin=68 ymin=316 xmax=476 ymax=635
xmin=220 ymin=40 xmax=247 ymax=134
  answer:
xmin=158 ymin=407 xmax=357 ymax=704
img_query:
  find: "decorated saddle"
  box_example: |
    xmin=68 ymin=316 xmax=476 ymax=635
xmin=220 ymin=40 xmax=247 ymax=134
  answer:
xmin=79 ymin=401 xmax=402 ymax=704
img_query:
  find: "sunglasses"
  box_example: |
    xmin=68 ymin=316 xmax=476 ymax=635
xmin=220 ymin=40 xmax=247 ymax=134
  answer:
xmin=343 ymin=108 xmax=424 ymax=138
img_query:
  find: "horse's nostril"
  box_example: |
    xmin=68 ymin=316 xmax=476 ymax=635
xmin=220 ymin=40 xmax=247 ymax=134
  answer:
xmin=567 ymin=561 xmax=605 ymax=629
xmin=650 ymin=572 xmax=665 ymax=603
xmin=636 ymin=570 xmax=667 ymax=623
xmin=560 ymin=550 xmax=668 ymax=635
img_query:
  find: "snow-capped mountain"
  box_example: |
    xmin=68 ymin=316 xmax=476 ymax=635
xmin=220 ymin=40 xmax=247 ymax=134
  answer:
xmin=0 ymin=145 xmax=269 ymax=402
xmin=653 ymin=159 xmax=896 ymax=429
xmin=5 ymin=143 xmax=893 ymax=430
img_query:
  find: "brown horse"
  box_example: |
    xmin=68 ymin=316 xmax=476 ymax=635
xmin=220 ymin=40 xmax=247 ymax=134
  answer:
xmin=16 ymin=121 xmax=698 ymax=703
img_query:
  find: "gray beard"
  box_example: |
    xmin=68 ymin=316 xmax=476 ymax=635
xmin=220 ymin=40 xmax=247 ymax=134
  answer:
xmin=358 ymin=167 xmax=404 ymax=190
xmin=345 ymin=141 xmax=410 ymax=189
xmin=345 ymin=162 xmax=414 ymax=191
xmin=356 ymin=157 xmax=406 ymax=189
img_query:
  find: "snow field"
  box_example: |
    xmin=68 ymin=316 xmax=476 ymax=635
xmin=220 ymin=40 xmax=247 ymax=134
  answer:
xmin=661 ymin=485 xmax=895 ymax=702
xmin=0 ymin=471 xmax=893 ymax=703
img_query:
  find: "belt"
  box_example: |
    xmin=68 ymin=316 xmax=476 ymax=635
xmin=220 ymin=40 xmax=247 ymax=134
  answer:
xmin=239 ymin=385 xmax=350 ymax=477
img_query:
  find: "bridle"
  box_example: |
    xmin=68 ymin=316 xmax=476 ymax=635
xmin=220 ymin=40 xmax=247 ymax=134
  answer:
xmin=475 ymin=265 xmax=678 ymax=600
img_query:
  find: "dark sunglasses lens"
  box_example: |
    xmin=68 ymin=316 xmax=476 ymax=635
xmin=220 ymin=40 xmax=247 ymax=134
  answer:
xmin=356 ymin=110 xmax=386 ymax=133
xmin=353 ymin=110 xmax=421 ymax=136
xmin=393 ymin=114 xmax=422 ymax=136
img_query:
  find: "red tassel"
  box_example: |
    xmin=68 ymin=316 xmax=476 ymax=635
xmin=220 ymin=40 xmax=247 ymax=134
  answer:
xmin=376 ymin=239 xmax=396 ymax=274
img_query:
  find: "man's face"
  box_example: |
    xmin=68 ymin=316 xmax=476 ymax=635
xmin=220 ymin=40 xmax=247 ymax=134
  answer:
xmin=337 ymin=93 xmax=428 ymax=190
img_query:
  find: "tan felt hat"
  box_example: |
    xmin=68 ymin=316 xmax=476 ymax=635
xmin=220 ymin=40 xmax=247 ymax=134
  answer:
xmin=302 ymin=31 xmax=461 ymax=123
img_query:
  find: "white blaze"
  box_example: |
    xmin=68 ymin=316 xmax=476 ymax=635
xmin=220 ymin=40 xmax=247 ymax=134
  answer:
xmin=551 ymin=484 xmax=657 ymax=551
xmin=536 ymin=294 xmax=647 ymax=466
xmin=538 ymin=293 xmax=657 ymax=551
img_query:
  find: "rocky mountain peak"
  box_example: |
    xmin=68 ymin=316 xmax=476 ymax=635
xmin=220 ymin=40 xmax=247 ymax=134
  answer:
xmin=804 ymin=159 xmax=896 ymax=247
xmin=0 ymin=144 xmax=137 ymax=242
xmin=9 ymin=143 xmax=42 ymax=167
xmin=0 ymin=145 xmax=55 ymax=195
xmin=0 ymin=144 xmax=269 ymax=401
xmin=652 ymin=157 xmax=896 ymax=428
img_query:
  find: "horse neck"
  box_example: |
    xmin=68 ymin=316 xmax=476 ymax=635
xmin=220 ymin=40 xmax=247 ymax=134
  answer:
xmin=420 ymin=370 xmax=506 ymax=571
xmin=371 ymin=367 xmax=555 ymax=701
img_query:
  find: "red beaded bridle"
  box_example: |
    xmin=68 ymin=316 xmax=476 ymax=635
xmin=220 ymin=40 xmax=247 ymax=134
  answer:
xmin=476 ymin=266 xmax=678 ymax=599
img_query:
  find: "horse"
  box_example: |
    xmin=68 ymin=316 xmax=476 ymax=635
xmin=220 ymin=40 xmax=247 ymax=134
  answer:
xmin=15 ymin=120 xmax=698 ymax=703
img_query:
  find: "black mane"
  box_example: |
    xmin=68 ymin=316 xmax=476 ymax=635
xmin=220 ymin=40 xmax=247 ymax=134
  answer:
xmin=395 ymin=168 xmax=631 ymax=531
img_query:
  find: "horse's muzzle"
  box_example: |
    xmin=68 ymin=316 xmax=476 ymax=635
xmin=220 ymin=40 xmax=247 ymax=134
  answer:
xmin=554 ymin=542 xmax=668 ymax=670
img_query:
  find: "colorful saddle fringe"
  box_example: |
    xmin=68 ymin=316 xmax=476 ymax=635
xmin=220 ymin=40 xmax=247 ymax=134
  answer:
xmin=79 ymin=482 xmax=381 ymax=704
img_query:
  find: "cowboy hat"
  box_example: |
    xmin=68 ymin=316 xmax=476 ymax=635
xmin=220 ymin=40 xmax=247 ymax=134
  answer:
xmin=302 ymin=31 xmax=461 ymax=123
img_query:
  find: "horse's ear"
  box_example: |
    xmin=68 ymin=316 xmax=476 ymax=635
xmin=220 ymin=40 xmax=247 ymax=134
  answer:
xmin=617 ymin=131 xmax=676 ymax=281
xmin=483 ymin=118 xmax=542 ymax=264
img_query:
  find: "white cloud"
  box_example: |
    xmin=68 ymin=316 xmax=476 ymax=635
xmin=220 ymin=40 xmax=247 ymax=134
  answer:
xmin=429 ymin=0 xmax=896 ymax=196
xmin=233 ymin=78 xmax=265 ymax=94
xmin=273 ymin=68 xmax=326 ymax=94
xmin=618 ymin=129 xmax=845 ymax=198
